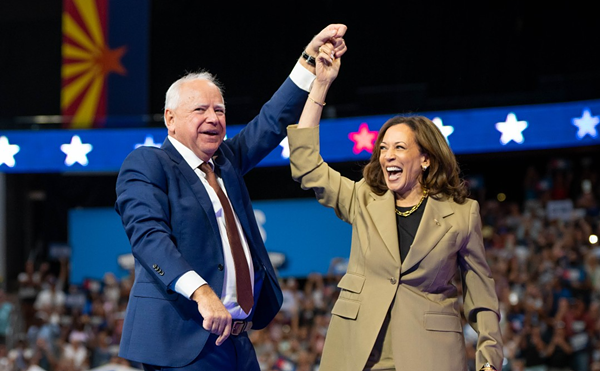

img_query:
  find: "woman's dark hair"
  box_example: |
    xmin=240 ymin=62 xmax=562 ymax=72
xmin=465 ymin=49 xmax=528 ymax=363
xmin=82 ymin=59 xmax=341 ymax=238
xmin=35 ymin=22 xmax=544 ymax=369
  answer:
xmin=363 ymin=115 xmax=468 ymax=203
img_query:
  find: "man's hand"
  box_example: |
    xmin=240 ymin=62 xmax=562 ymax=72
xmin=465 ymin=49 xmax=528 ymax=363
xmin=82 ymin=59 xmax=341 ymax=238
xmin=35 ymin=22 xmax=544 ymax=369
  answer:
xmin=192 ymin=285 xmax=232 ymax=346
xmin=305 ymin=24 xmax=348 ymax=59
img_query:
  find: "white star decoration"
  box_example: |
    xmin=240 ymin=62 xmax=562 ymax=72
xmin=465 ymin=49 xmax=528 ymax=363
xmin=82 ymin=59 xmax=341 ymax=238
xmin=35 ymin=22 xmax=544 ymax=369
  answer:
xmin=279 ymin=136 xmax=290 ymax=159
xmin=572 ymin=108 xmax=599 ymax=139
xmin=496 ymin=113 xmax=528 ymax=145
xmin=61 ymin=135 xmax=93 ymax=166
xmin=0 ymin=136 xmax=20 ymax=167
xmin=432 ymin=117 xmax=454 ymax=144
xmin=135 ymin=135 xmax=161 ymax=149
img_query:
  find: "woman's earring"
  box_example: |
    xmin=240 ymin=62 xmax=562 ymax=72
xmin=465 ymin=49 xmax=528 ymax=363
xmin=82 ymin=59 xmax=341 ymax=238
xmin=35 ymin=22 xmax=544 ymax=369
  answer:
xmin=422 ymin=165 xmax=428 ymax=172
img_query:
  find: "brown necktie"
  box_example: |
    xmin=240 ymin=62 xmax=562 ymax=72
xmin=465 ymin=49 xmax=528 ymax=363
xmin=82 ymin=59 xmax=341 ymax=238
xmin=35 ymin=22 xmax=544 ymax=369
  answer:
xmin=199 ymin=162 xmax=253 ymax=313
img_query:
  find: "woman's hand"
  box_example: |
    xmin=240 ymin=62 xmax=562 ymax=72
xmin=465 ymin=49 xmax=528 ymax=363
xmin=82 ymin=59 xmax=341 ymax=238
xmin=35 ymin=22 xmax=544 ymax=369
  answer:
xmin=315 ymin=42 xmax=341 ymax=86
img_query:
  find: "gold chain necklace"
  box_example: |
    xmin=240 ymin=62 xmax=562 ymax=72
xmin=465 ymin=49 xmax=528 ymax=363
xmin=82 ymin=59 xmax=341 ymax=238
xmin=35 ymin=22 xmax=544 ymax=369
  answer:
xmin=395 ymin=189 xmax=428 ymax=217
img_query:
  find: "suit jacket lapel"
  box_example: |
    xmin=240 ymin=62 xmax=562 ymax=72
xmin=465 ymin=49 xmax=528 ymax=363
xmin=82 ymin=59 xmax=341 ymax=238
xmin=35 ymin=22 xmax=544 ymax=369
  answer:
xmin=367 ymin=191 xmax=401 ymax=265
xmin=401 ymin=197 xmax=454 ymax=274
xmin=161 ymin=139 xmax=221 ymax=239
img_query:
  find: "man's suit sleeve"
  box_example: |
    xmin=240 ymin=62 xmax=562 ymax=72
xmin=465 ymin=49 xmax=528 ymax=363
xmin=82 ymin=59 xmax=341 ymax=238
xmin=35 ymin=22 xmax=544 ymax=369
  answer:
xmin=115 ymin=148 xmax=195 ymax=290
xmin=225 ymin=77 xmax=308 ymax=174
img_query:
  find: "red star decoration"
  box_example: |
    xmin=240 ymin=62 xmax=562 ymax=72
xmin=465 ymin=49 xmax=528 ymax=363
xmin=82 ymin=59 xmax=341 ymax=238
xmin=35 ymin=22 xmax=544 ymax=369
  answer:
xmin=348 ymin=122 xmax=378 ymax=154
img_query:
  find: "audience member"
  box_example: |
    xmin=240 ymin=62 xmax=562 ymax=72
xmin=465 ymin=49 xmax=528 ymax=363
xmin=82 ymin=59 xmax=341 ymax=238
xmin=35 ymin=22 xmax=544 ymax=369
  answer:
xmin=0 ymin=290 xmax=13 ymax=346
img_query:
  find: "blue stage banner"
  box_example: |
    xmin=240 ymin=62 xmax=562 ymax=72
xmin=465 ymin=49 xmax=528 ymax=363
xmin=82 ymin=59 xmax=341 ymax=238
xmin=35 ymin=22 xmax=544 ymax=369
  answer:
xmin=1 ymin=99 xmax=599 ymax=173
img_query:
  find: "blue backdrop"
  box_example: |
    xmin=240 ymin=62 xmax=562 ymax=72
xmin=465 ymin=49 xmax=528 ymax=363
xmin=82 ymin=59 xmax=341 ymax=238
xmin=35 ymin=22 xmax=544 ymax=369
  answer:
xmin=68 ymin=199 xmax=351 ymax=284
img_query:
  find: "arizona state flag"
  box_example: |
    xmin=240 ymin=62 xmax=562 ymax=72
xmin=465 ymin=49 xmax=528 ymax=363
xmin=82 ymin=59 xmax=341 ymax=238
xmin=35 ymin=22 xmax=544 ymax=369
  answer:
xmin=61 ymin=0 xmax=149 ymax=128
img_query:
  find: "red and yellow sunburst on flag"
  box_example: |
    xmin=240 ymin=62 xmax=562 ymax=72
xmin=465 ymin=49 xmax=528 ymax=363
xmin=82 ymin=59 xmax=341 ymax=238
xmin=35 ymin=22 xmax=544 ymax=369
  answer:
xmin=61 ymin=0 xmax=127 ymax=128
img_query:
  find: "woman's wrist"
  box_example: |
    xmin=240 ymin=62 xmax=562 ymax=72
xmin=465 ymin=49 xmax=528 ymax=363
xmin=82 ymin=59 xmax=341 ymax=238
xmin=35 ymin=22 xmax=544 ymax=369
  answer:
xmin=308 ymin=82 xmax=330 ymax=104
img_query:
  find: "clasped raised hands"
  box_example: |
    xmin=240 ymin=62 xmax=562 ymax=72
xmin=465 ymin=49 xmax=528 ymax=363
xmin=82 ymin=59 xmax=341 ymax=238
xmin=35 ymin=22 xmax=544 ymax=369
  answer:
xmin=305 ymin=23 xmax=348 ymax=60
xmin=306 ymin=24 xmax=347 ymax=84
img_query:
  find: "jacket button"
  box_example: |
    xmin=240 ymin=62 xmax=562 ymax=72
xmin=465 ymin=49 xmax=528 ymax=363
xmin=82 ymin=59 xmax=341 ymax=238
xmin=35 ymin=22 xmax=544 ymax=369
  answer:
xmin=218 ymin=264 xmax=224 ymax=271
xmin=390 ymin=277 xmax=397 ymax=285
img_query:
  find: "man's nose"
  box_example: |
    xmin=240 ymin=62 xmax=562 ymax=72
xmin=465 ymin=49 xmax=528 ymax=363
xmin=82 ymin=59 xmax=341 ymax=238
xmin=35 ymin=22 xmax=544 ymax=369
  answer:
xmin=205 ymin=108 xmax=219 ymax=123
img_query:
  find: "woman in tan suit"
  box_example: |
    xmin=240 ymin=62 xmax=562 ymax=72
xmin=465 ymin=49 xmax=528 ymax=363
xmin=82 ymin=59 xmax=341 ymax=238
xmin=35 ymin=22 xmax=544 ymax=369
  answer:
xmin=287 ymin=42 xmax=503 ymax=371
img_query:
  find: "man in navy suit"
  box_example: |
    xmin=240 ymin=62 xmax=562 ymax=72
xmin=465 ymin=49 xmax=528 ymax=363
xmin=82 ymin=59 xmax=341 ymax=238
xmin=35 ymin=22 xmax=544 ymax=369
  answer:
xmin=114 ymin=25 xmax=347 ymax=371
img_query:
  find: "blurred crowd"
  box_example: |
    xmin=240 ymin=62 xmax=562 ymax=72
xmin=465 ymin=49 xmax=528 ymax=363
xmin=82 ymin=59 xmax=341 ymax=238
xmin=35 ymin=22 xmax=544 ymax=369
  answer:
xmin=0 ymin=257 xmax=134 ymax=371
xmin=0 ymin=156 xmax=599 ymax=371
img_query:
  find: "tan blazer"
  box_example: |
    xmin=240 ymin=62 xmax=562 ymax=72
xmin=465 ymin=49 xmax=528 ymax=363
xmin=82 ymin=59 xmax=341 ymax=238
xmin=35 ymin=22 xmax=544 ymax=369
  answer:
xmin=288 ymin=125 xmax=503 ymax=371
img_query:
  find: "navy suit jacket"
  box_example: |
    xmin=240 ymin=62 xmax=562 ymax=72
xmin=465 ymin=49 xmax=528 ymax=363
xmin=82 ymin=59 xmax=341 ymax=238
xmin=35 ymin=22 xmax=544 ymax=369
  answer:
xmin=115 ymin=77 xmax=307 ymax=366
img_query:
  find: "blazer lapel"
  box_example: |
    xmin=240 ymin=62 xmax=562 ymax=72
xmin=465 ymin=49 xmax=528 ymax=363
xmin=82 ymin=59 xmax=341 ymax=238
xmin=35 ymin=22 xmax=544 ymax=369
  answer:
xmin=367 ymin=191 xmax=401 ymax=265
xmin=401 ymin=197 xmax=454 ymax=274
xmin=161 ymin=139 xmax=221 ymax=238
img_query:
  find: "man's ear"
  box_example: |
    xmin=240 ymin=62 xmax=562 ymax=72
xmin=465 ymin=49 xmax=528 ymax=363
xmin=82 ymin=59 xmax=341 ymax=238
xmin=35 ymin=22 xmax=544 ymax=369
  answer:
xmin=164 ymin=109 xmax=175 ymax=132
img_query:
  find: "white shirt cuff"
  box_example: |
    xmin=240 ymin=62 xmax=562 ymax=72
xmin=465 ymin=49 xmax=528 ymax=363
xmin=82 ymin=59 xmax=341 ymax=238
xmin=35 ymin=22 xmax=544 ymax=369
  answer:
xmin=290 ymin=61 xmax=315 ymax=92
xmin=174 ymin=270 xmax=206 ymax=299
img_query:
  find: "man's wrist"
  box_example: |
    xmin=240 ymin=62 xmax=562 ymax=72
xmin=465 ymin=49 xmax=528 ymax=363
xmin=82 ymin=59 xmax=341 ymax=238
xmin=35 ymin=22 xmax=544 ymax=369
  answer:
xmin=173 ymin=270 xmax=206 ymax=299
xmin=290 ymin=61 xmax=316 ymax=92
xmin=300 ymin=50 xmax=316 ymax=67
xmin=191 ymin=283 xmax=209 ymax=302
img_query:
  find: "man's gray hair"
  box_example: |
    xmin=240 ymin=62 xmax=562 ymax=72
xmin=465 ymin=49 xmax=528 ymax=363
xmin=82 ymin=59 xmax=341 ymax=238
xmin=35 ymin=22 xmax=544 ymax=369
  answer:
xmin=163 ymin=71 xmax=225 ymax=126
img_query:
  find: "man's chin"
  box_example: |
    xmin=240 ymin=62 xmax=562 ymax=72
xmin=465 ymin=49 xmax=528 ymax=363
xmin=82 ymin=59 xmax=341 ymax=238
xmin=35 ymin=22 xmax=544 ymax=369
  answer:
xmin=198 ymin=143 xmax=222 ymax=158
